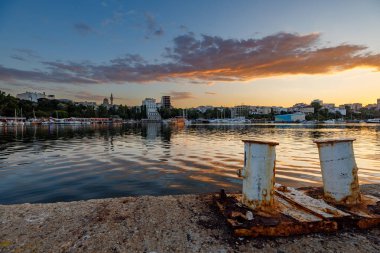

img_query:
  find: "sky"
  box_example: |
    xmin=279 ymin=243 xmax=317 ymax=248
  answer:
xmin=0 ymin=0 xmax=380 ymax=108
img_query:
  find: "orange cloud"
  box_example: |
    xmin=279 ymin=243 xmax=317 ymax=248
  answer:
xmin=1 ymin=32 xmax=380 ymax=85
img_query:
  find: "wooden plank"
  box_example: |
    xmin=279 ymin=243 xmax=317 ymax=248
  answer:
xmin=275 ymin=196 xmax=322 ymax=222
xmin=275 ymin=184 xmax=350 ymax=219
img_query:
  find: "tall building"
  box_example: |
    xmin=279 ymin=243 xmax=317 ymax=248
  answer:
xmin=231 ymin=105 xmax=250 ymax=118
xmin=377 ymin=98 xmax=380 ymax=110
xmin=142 ymin=98 xmax=161 ymax=120
xmin=161 ymin=96 xmax=171 ymax=109
xmin=110 ymin=93 xmax=114 ymax=105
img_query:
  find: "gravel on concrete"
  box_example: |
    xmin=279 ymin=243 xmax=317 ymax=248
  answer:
xmin=0 ymin=184 xmax=379 ymax=253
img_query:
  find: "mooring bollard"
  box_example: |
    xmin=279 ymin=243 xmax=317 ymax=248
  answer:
xmin=239 ymin=139 xmax=279 ymax=210
xmin=313 ymin=138 xmax=361 ymax=205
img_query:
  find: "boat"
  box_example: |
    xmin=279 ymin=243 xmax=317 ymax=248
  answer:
xmin=367 ymin=118 xmax=380 ymax=123
xmin=170 ymin=116 xmax=186 ymax=127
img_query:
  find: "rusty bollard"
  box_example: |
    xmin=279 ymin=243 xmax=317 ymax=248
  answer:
xmin=239 ymin=139 xmax=279 ymax=210
xmin=313 ymin=138 xmax=361 ymax=205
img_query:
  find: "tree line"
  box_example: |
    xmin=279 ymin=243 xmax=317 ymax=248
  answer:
xmin=1 ymin=91 xmax=378 ymax=120
xmin=0 ymin=91 xmax=231 ymax=120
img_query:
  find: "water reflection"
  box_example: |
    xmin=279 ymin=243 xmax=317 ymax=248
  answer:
xmin=0 ymin=123 xmax=379 ymax=204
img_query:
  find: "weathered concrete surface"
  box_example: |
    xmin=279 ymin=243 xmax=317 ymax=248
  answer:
xmin=0 ymin=184 xmax=379 ymax=253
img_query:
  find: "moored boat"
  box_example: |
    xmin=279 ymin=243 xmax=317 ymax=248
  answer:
xmin=367 ymin=118 xmax=380 ymax=123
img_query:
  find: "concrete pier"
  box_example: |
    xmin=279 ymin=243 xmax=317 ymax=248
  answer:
xmin=1 ymin=185 xmax=379 ymax=253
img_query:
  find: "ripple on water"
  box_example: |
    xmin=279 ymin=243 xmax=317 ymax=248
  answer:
xmin=0 ymin=123 xmax=379 ymax=204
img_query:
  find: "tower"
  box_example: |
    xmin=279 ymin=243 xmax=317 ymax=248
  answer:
xmin=110 ymin=93 xmax=114 ymax=105
xmin=161 ymin=96 xmax=171 ymax=109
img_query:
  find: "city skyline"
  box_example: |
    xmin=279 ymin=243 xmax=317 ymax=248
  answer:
xmin=1 ymin=0 xmax=380 ymax=107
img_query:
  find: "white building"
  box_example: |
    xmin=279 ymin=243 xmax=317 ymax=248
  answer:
xmin=231 ymin=105 xmax=250 ymax=118
xmin=142 ymin=98 xmax=161 ymax=120
xmin=299 ymin=107 xmax=314 ymax=114
xmin=332 ymin=108 xmax=347 ymax=116
xmin=322 ymin=103 xmax=335 ymax=109
xmin=289 ymin=103 xmax=308 ymax=112
xmin=272 ymin=107 xmax=288 ymax=114
xmin=254 ymin=106 xmax=271 ymax=115
xmin=16 ymin=91 xmax=55 ymax=102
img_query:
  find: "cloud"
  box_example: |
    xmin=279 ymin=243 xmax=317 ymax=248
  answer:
xmin=1 ymin=32 xmax=380 ymax=85
xmin=10 ymin=55 xmax=26 ymax=61
xmin=10 ymin=48 xmax=40 ymax=61
xmin=144 ymin=12 xmax=164 ymax=38
xmin=205 ymin=92 xmax=216 ymax=95
xmin=74 ymin=23 xmax=95 ymax=35
xmin=0 ymin=64 xmax=100 ymax=84
xmin=168 ymin=91 xmax=195 ymax=100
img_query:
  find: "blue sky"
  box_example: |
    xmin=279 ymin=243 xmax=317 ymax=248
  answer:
xmin=1 ymin=0 xmax=380 ymax=107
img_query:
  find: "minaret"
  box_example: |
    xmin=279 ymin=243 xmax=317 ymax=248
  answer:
xmin=110 ymin=93 xmax=114 ymax=105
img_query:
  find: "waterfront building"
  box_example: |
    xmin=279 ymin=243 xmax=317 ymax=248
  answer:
xmin=254 ymin=106 xmax=271 ymax=115
xmin=332 ymin=108 xmax=347 ymax=116
xmin=377 ymin=99 xmax=380 ymax=110
xmin=299 ymin=107 xmax=314 ymax=114
xmin=161 ymin=96 xmax=171 ymax=109
xmin=274 ymin=113 xmax=306 ymax=122
xmin=16 ymin=91 xmax=55 ymax=102
xmin=103 ymin=98 xmax=109 ymax=106
xmin=231 ymin=105 xmax=250 ymax=118
xmin=272 ymin=107 xmax=288 ymax=114
xmin=322 ymin=103 xmax=335 ymax=109
xmin=351 ymin=103 xmax=363 ymax=112
xmin=365 ymin=104 xmax=377 ymax=110
xmin=289 ymin=103 xmax=309 ymax=112
xmin=142 ymin=98 xmax=161 ymax=120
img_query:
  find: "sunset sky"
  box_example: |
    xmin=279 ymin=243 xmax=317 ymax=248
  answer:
xmin=0 ymin=0 xmax=379 ymax=107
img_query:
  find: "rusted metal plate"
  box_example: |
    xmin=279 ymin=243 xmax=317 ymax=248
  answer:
xmin=275 ymin=184 xmax=350 ymax=219
xmin=216 ymin=187 xmax=380 ymax=238
xmin=300 ymin=187 xmax=380 ymax=229
xmin=215 ymin=189 xmax=341 ymax=238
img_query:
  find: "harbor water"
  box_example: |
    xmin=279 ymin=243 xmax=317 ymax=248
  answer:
xmin=0 ymin=123 xmax=379 ymax=204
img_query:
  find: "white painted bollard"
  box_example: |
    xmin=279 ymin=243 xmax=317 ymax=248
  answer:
xmin=240 ymin=139 xmax=279 ymax=210
xmin=313 ymin=138 xmax=361 ymax=205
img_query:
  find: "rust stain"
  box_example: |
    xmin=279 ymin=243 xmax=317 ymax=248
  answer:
xmin=233 ymin=221 xmax=337 ymax=237
xmin=216 ymin=188 xmax=380 ymax=238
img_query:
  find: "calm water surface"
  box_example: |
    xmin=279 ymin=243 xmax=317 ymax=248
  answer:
xmin=0 ymin=123 xmax=379 ymax=204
